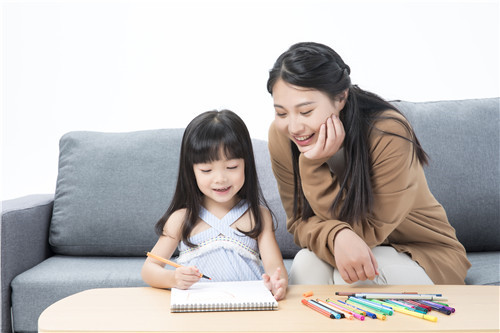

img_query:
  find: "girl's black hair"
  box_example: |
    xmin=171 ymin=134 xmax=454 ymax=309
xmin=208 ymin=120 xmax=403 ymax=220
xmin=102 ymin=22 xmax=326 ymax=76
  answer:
xmin=267 ymin=42 xmax=428 ymax=223
xmin=155 ymin=110 xmax=272 ymax=247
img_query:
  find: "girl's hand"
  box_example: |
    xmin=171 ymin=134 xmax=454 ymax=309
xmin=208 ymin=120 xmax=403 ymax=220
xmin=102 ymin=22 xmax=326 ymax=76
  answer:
xmin=304 ymin=114 xmax=345 ymax=160
xmin=173 ymin=266 xmax=201 ymax=289
xmin=333 ymin=229 xmax=379 ymax=284
xmin=262 ymin=267 xmax=287 ymax=300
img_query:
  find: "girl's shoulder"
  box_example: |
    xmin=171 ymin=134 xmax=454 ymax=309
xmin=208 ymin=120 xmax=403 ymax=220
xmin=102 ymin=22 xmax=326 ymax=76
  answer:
xmin=258 ymin=204 xmax=272 ymax=218
xmin=163 ymin=208 xmax=188 ymax=237
xmin=257 ymin=204 xmax=274 ymax=229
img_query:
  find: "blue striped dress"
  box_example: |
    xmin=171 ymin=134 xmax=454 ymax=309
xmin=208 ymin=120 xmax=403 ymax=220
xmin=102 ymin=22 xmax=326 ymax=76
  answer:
xmin=176 ymin=200 xmax=264 ymax=282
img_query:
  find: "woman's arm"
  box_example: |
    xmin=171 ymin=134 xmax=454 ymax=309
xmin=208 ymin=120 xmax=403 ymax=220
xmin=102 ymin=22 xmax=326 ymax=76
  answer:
xmin=300 ymin=112 xmax=420 ymax=247
xmin=269 ymin=114 xmax=420 ymax=283
xmin=141 ymin=209 xmax=202 ymax=289
xmin=268 ymin=122 xmax=350 ymax=267
xmin=258 ymin=206 xmax=288 ymax=300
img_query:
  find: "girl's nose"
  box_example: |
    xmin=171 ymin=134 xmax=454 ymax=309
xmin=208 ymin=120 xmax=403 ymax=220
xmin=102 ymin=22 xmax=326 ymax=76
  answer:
xmin=214 ymin=170 xmax=227 ymax=183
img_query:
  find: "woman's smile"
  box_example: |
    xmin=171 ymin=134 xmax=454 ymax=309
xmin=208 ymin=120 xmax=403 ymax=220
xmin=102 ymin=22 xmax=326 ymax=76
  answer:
xmin=293 ymin=133 xmax=315 ymax=147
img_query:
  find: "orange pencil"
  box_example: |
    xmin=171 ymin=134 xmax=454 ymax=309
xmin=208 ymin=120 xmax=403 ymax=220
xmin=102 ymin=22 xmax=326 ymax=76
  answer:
xmin=145 ymin=252 xmax=211 ymax=280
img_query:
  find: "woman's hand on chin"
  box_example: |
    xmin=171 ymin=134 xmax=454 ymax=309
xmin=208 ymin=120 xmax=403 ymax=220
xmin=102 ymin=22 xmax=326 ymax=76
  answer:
xmin=303 ymin=114 xmax=345 ymax=160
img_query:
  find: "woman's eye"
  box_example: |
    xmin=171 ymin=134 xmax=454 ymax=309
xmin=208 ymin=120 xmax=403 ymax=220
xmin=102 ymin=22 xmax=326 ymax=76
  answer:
xmin=300 ymin=110 xmax=313 ymax=115
xmin=275 ymin=109 xmax=287 ymax=117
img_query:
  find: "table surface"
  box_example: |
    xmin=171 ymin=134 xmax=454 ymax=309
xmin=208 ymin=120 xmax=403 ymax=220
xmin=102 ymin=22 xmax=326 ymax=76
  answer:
xmin=38 ymin=284 xmax=499 ymax=333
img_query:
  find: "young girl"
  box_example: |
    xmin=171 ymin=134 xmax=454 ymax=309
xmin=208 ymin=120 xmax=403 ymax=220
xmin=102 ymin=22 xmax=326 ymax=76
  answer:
xmin=142 ymin=110 xmax=288 ymax=300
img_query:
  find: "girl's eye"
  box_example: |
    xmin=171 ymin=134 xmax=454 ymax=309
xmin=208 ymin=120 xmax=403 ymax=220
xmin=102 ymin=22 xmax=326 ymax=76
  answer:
xmin=227 ymin=165 xmax=238 ymax=170
xmin=200 ymin=169 xmax=211 ymax=173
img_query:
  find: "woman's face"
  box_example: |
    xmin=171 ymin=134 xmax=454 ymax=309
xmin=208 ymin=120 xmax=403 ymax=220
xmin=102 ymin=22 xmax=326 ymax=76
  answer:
xmin=272 ymin=79 xmax=346 ymax=154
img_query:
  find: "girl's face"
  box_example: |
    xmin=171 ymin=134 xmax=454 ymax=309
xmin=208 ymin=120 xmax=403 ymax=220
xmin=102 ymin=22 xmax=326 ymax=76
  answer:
xmin=272 ymin=79 xmax=346 ymax=154
xmin=193 ymin=153 xmax=245 ymax=208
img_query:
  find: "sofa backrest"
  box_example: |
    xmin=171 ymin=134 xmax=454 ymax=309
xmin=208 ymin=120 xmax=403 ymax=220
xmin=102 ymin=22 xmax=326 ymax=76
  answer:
xmin=50 ymin=129 xmax=300 ymax=258
xmin=393 ymin=98 xmax=499 ymax=252
xmin=50 ymin=98 xmax=499 ymax=258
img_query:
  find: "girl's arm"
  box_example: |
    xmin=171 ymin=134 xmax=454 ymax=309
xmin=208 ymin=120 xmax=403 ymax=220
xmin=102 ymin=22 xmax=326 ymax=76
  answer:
xmin=141 ymin=209 xmax=202 ymax=289
xmin=257 ymin=206 xmax=288 ymax=301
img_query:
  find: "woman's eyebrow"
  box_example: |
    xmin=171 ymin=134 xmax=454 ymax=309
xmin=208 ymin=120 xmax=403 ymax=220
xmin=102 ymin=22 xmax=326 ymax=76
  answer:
xmin=274 ymin=101 xmax=316 ymax=109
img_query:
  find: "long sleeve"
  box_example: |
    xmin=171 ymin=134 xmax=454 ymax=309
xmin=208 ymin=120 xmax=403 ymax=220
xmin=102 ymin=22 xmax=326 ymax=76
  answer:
xmin=268 ymin=111 xmax=470 ymax=284
xmin=268 ymin=122 xmax=349 ymax=267
xmin=298 ymin=111 xmax=419 ymax=247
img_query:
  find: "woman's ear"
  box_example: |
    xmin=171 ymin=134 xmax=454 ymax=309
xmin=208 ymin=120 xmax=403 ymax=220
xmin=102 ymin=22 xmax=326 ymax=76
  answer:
xmin=340 ymin=89 xmax=349 ymax=102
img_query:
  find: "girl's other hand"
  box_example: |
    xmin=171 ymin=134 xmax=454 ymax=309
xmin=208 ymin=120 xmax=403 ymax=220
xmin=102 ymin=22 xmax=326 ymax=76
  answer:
xmin=174 ymin=266 xmax=201 ymax=289
xmin=262 ymin=267 xmax=287 ymax=300
xmin=304 ymin=114 xmax=345 ymax=160
xmin=333 ymin=229 xmax=379 ymax=284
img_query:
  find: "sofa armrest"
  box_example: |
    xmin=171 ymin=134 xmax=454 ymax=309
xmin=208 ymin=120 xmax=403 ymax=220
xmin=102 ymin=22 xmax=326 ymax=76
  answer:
xmin=1 ymin=194 xmax=54 ymax=333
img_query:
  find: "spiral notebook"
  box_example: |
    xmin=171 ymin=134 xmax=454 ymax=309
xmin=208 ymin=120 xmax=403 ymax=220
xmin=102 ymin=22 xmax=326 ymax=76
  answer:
xmin=170 ymin=280 xmax=278 ymax=312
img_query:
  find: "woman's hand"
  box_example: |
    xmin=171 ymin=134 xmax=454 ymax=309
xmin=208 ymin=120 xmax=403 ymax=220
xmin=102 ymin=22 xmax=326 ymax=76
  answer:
xmin=304 ymin=114 xmax=345 ymax=160
xmin=174 ymin=266 xmax=201 ymax=289
xmin=333 ymin=228 xmax=379 ymax=284
xmin=262 ymin=267 xmax=287 ymax=300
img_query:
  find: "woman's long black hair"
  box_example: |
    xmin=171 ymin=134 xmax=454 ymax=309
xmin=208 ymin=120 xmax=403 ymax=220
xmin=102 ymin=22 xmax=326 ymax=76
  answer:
xmin=267 ymin=42 xmax=428 ymax=223
xmin=155 ymin=110 xmax=271 ymax=247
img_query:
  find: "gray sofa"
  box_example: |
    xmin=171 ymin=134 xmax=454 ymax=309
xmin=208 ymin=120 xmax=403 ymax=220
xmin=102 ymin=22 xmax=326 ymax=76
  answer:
xmin=2 ymin=98 xmax=499 ymax=333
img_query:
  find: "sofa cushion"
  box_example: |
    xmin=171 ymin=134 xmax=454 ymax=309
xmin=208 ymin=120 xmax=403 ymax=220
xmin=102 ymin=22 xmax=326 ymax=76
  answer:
xmin=465 ymin=252 xmax=500 ymax=285
xmin=10 ymin=256 xmax=148 ymax=333
xmin=50 ymin=129 xmax=183 ymax=256
xmin=393 ymin=98 xmax=499 ymax=252
xmin=50 ymin=129 xmax=300 ymax=258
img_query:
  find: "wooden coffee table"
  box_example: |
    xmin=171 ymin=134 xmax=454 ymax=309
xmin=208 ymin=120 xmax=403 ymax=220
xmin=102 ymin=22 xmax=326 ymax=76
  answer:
xmin=38 ymin=284 xmax=499 ymax=332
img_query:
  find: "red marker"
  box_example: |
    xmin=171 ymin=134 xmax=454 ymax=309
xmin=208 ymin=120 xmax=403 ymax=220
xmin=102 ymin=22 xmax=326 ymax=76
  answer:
xmin=301 ymin=299 xmax=336 ymax=319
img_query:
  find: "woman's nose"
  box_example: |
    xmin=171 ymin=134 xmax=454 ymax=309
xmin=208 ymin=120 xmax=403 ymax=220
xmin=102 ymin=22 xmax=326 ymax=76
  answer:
xmin=288 ymin=115 xmax=303 ymax=134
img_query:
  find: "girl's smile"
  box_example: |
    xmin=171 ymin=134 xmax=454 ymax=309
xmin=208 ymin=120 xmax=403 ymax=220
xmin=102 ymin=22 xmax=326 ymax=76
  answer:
xmin=213 ymin=186 xmax=232 ymax=194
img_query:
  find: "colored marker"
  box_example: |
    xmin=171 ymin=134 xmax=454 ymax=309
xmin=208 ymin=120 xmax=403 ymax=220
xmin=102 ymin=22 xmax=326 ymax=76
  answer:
xmin=395 ymin=300 xmax=429 ymax=313
xmin=423 ymin=300 xmax=455 ymax=313
xmin=419 ymin=300 xmax=453 ymax=315
xmin=146 ymin=252 xmax=211 ymax=280
xmin=337 ymin=300 xmax=373 ymax=318
xmin=301 ymin=299 xmax=336 ymax=319
xmin=349 ymin=297 xmax=394 ymax=315
xmin=325 ymin=299 xmax=365 ymax=321
xmin=406 ymin=300 xmax=432 ymax=312
xmin=309 ymin=300 xmax=343 ymax=319
xmin=315 ymin=300 xmax=353 ymax=320
xmin=386 ymin=300 xmax=428 ymax=314
xmin=336 ymin=292 xmax=446 ymax=301
xmin=367 ymin=299 xmax=438 ymax=322
xmin=393 ymin=305 xmax=438 ymax=322
xmin=346 ymin=299 xmax=386 ymax=320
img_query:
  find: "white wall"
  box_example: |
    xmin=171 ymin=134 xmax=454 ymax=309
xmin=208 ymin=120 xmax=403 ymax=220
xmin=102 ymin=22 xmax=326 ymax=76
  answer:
xmin=2 ymin=0 xmax=499 ymax=200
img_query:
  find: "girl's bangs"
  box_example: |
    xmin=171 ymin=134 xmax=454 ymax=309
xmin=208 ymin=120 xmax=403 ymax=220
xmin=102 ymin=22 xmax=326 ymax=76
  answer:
xmin=189 ymin=130 xmax=244 ymax=164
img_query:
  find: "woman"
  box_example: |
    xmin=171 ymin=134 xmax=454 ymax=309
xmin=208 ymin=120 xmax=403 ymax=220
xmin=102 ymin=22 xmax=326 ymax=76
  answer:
xmin=267 ymin=42 xmax=470 ymax=285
